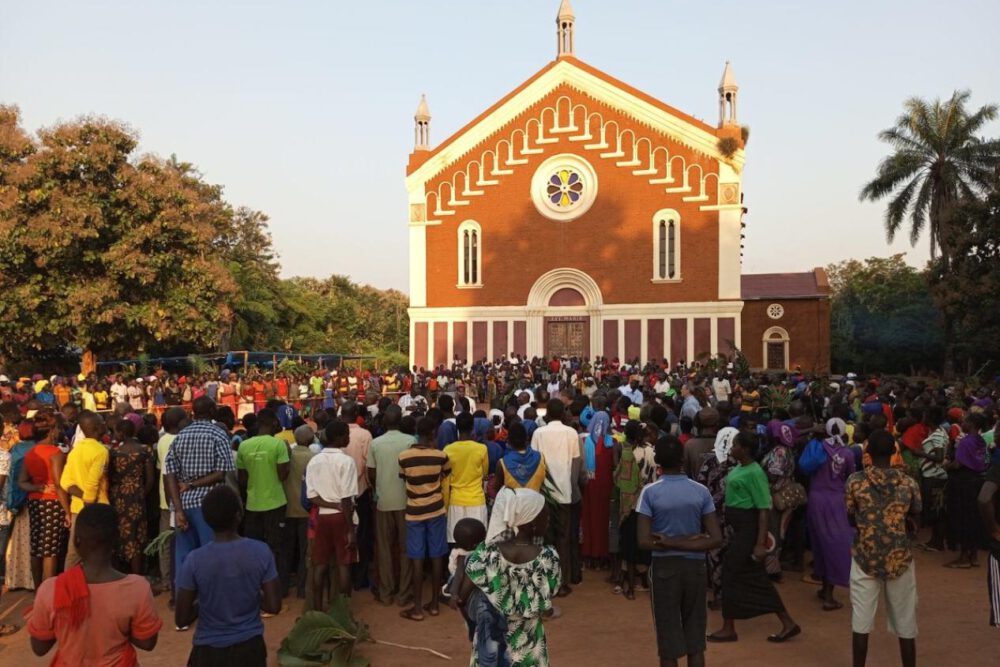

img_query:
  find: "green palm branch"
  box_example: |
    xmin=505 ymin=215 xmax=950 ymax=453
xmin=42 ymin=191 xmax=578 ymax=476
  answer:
xmin=859 ymin=90 xmax=1000 ymax=263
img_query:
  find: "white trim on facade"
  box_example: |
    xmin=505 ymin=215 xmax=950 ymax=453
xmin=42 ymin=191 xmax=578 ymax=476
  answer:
xmin=405 ymin=60 xmax=740 ymax=191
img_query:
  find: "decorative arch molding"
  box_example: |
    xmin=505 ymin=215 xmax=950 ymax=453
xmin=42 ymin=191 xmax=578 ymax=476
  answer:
xmin=416 ymin=87 xmax=739 ymax=224
xmin=527 ymin=267 xmax=603 ymax=308
xmin=762 ymin=325 xmax=790 ymax=341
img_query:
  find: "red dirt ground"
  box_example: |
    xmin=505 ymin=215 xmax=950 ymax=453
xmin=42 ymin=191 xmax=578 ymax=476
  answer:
xmin=0 ymin=547 xmax=995 ymax=666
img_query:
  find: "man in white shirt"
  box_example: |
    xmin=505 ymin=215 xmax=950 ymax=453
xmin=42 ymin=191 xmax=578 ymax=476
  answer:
xmin=531 ymin=399 xmax=579 ymax=596
xmin=110 ymin=376 xmax=128 ymax=407
xmin=711 ymin=373 xmax=732 ymax=404
xmin=306 ymin=420 xmax=358 ymax=609
xmin=340 ymin=401 xmax=372 ymax=589
xmin=397 ymin=386 xmax=428 ymax=415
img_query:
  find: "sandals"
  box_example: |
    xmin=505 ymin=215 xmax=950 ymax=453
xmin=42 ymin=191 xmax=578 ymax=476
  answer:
xmin=822 ymin=601 xmax=843 ymax=612
xmin=624 ymin=588 xmax=636 ymax=600
xmin=612 ymin=585 xmax=623 ymax=595
xmin=0 ymin=624 xmax=20 ymax=637
xmin=423 ymin=603 xmax=440 ymax=617
xmin=767 ymin=625 xmax=802 ymax=643
xmin=706 ymin=632 xmax=738 ymax=643
xmin=399 ymin=608 xmax=425 ymax=622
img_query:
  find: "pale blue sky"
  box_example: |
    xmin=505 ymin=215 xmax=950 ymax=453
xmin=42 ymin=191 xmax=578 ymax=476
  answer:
xmin=2 ymin=0 xmax=998 ymax=290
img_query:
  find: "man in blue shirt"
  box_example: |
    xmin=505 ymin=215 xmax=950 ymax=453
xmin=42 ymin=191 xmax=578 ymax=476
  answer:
xmin=176 ymin=485 xmax=281 ymax=665
xmin=638 ymin=435 xmax=721 ymax=667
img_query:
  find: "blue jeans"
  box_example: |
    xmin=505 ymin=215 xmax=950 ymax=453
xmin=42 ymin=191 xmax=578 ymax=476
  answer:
xmin=174 ymin=506 xmax=214 ymax=590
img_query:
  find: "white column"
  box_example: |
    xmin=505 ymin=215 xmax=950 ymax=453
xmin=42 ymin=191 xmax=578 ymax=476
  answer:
xmin=507 ymin=321 xmax=514 ymax=357
xmin=589 ymin=309 xmax=602 ymax=362
xmin=663 ymin=320 xmax=671 ymax=364
xmin=446 ymin=321 xmax=454 ymax=365
xmin=409 ymin=319 xmax=416 ymax=368
xmin=734 ymin=312 xmax=743 ymax=350
xmin=686 ymin=318 xmax=694 ymax=364
xmin=466 ymin=323 xmax=473 ymax=365
xmin=486 ymin=321 xmax=495 ymax=362
xmin=427 ymin=321 xmax=436 ymax=368
xmin=617 ymin=319 xmax=625 ymax=361
xmin=640 ymin=318 xmax=648 ymax=364
xmin=710 ymin=316 xmax=718 ymax=358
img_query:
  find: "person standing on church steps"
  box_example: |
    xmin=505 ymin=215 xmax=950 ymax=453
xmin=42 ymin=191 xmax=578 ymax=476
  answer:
xmin=531 ymin=398 xmax=579 ymax=597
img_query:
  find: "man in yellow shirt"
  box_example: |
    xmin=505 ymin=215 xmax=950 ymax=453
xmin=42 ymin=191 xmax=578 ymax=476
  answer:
xmin=443 ymin=412 xmax=489 ymax=543
xmin=59 ymin=411 xmax=109 ymax=568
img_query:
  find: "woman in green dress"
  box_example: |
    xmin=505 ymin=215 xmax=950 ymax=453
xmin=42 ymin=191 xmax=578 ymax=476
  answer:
xmin=459 ymin=487 xmax=561 ymax=667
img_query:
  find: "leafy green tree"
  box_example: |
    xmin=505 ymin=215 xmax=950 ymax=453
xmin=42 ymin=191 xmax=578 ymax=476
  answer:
xmin=0 ymin=108 xmax=237 ymax=365
xmin=929 ymin=191 xmax=1000 ymax=374
xmin=827 ymin=255 xmax=943 ymax=374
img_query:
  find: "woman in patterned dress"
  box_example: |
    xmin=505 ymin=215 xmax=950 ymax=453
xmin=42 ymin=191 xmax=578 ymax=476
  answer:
xmin=109 ymin=419 xmax=155 ymax=574
xmin=17 ymin=408 xmax=69 ymax=587
xmin=460 ymin=488 xmax=561 ymax=667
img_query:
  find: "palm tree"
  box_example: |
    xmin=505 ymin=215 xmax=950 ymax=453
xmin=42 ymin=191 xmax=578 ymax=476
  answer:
xmin=860 ymin=90 xmax=1000 ymax=264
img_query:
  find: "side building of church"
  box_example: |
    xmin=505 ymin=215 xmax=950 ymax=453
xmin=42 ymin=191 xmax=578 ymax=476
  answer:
xmin=405 ymin=1 xmax=830 ymax=373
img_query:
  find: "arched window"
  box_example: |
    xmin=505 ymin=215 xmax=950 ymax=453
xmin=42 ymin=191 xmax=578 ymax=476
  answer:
xmin=457 ymin=220 xmax=483 ymax=288
xmin=651 ymin=209 xmax=680 ymax=282
xmin=762 ymin=326 xmax=790 ymax=371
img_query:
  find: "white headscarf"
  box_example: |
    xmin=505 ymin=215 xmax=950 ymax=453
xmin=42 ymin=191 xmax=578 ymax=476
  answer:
xmin=825 ymin=417 xmax=847 ymax=447
xmin=714 ymin=427 xmax=740 ymax=463
xmin=486 ymin=487 xmax=546 ymax=545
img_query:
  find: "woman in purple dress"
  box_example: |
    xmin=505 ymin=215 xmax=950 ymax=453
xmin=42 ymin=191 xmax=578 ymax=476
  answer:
xmin=799 ymin=418 xmax=856 ymax=611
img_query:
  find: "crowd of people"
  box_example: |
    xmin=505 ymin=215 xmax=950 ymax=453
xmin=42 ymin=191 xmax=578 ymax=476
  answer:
xmin=1 ymin=354 xmax=999 ymax=666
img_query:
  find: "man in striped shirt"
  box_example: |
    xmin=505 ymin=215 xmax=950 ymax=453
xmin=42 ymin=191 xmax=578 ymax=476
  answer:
xmin=398 ymin=417 xmax=452 ymax=621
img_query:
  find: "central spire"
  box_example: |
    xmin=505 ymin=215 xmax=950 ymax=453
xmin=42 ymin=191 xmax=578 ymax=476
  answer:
xmin=556 ymin=0 xmax=575 ymax=58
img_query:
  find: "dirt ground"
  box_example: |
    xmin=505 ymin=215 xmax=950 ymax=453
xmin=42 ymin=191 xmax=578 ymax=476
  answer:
xmin=0 ymin=547 xmax=994 ymax=666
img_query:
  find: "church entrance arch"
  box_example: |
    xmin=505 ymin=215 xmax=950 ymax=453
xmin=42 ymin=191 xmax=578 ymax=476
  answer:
xmin=526 ymin=268 xmax=603 ymax=360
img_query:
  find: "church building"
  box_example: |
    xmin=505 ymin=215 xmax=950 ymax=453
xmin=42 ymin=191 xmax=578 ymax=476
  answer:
xmin=405 ymin=1 xmax=830 ymax=373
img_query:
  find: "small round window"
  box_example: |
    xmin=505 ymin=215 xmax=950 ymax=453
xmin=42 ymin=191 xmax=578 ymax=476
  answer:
xmin=531 ymin=154 xmax=598 ymax=221
xmin=767 ymin=303 xmax=785 ymax=320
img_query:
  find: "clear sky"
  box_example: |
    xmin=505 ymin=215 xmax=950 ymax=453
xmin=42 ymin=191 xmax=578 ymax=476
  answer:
xmin=3 ymin=0 xmax=998 ymax=290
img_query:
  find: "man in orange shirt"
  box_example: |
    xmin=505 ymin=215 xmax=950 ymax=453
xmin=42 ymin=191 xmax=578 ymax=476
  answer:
xmin=28 ymin=504 xmax=161 ymax=664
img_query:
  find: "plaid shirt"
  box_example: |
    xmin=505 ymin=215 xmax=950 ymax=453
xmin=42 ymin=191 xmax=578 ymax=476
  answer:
xmin=164 ymin=420 xmax=235 ymax=510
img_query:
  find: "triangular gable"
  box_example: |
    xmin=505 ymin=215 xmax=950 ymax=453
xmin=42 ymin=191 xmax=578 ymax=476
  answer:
xmin=406 ymin=57 xmax=739 ymax=187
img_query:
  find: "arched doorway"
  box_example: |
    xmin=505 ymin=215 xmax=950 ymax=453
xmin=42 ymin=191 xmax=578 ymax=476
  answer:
xmin=526 ymin=268 xmax=603 ymax=359
xmin=762 ymin=326 xmax=790 ymax=370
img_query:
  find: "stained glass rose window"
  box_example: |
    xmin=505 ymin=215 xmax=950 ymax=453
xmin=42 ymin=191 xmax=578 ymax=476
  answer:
xmin=531 ymin=154 xmax=598 ymax=221
xmin=547 ymin=169 xmax=584 ymax=207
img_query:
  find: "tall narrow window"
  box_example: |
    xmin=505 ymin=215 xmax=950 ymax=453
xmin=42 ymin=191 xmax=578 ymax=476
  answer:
xmin=457 ymin=220 xmax=483 ymax=287
xmin=667 ymin=220 xmax=676 ymax=279
xmin=658 ymin=221 xmax=667 ymax=279
xmin=463 ymin=230 xmax=471 ymax=284
xmin=470 ymin=230 xmax=478 ymax=284
xmin=651 ymin=209 xmax=680 ymax=282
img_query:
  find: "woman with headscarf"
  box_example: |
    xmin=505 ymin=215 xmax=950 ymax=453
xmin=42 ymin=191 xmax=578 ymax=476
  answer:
xmin=798 ymin=417 xmax=856 ymax=610
xmin=459 ymin=487 xmax=560 ymax=667
xmin=581 ymin=403 xmax=613 ymax=569
xmin=761 ymin=419 xmax=799 ymax=577
xmin=498 ymin=423 xmax=546 ymax=492
xmin=945 ymin=411 xmax=988 ymax=569
xmin=696 ymin=426 xmax=738 ymax=609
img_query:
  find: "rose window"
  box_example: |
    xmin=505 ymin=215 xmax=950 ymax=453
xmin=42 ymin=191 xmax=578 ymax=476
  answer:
xmin=531 ymin=154 xmax=598 ymax=221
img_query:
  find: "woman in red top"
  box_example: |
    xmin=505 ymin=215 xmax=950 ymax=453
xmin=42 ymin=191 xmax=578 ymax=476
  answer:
xmin=17 ymin=409 xmax=70 ymax=587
